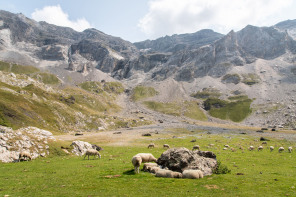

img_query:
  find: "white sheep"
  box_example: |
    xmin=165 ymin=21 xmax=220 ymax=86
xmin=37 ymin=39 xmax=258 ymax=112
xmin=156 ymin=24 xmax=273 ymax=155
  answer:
xmin=270 ymin=146 xmax=274 ymax=152
xmin=83 ymin=149 xmax=101 ymax=160
xmin=132 ymin=153 xmax=157 ymax=174
xmin=163 ymin=144 xmax=170 ymax=149
xmin=147 ymin=143 xmax=155 ymax=149
xmin=248 ymin=146 xmax=254 ymax=151
xmin=182 ymin=169 xmax=204 ymax=179
xmin=224 ymin=145 xmax=230 ymax=148
xmin=149 ymin=166 xmax=161 ymax=174
xmin=192 ymin=145 xmax=200 ymax=151
xmin=258 ymin=146 xmax=263 ymax=151
xmin=19 ymin=151 xmax=32 ymax=161
xmin=278 ymin=147 xmax=285 ymax=153
xmin=288 ymin=146 xmax=293 ymax=153
xmin=155 ymin=169 xmax=182 ymax=178
xmin=143 ymin=163 xmax=158 ymax=172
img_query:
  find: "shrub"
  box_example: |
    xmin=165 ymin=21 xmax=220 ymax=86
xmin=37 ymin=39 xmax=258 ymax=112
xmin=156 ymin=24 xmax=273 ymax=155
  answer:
xmin=213 ymin=161 xmax=231 ymax=174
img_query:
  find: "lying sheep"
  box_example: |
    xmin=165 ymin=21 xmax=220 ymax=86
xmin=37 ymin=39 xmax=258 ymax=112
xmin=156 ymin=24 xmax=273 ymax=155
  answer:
xmin=270 ymin=146 xmax=274 ymax=152
xmin=182 ymin=169 xmax=204 ymax=179
xmin=288 ymin=146 xmax=293 ymax=153
xmin=224 ymin=145 xmax=230 ymax=148
xmin=163 ymin=144 xmax=170 ymax=149
xmin=143 ymin=163 xmax=158 ymax=172
xmin=258 ymin=146 xmax=263 ymax=151
xmin=278 ymin=147 xmax=285 ymax=153
xmin=223 ymin=147 xmax=227 ymax=150
xmin=132 ymin=153 xmax=157 ymax=174
xmin=19 ymin=151 xmax=32 ymax=161
xmin=147 ymin=143 xmax=155 ymax=149
xmin=248 ymin=146 xmax=254 ymax=151
xmin=155 ymin=169 xmax=182 ymax=178
xmin=192 ymin=145 xmax=200 ymax=151
xmin=83 ymin=149 xmax=101 ymax=160
xmin=149 ymin=166 xmax=161 ymax=174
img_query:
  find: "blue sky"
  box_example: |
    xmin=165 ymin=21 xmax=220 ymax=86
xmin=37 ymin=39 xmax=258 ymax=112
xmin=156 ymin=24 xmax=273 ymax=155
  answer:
xmin=1 ymin=0 xmax=296 ymax=42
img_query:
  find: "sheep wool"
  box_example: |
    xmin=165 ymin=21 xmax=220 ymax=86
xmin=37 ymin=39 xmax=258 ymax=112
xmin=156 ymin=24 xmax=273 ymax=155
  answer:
xmin=83 ymin=149 xmax=101 ymax=160
xmin=143 ymin=163 xmax=158 ymax=172
xmin=163 ymin=144 xmax=170 ymax=149
xmin=19 ymin=151 xmax=32 ymax=161
xmin=182 ymin=170 xmax=204 ymax=179
xmin=192 ymin=145 xmax=200 ymax=151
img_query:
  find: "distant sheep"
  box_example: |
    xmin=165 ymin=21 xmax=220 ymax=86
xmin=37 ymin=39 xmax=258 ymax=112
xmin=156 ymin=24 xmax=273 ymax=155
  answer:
xmin=163 ymin=144 xmax=170 ymax=149
xmin=132 ymin=153 xmax=157 ymax=174
xmin=224 ymin=145 xmax=230 ymax=148
xmin=223 ymin=148 xmax=227 ymax=150
xmin=258 ymin=146 xmax=263 ymax=151
xmin=248 ymin=146 xmax=254 ymax=151
xmin=278 ymin=147 xmax=285 ymax=153
xmin=147 ymin=143 xmax=155 ymax=149
xmin=192 ymin=145 xmax=200 ymax=151
xmin=155 ymin=169 xmax=182 ymax=178
xmin=91 ymin=144 xmax=103 ymax=151
xmin=270 ymin=146 xmax=274 ymax=152
xmin=143 ymin=163 xmax=158 ymax=172
xmin=83 ymin=149 xmax=101 ymax=160
xmin=182 ymin=169 xmax=204 ymax=179
xmin=288 ymin=147 xmax=293 ymax=153
xmin=19 ymin=151 xmax=32 ymax=161
xmin=262 ymin=141 xmax=267 ymax=145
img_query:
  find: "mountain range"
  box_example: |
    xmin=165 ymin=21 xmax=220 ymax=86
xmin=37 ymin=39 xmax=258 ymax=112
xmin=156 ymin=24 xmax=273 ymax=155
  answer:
xmin=1 ymin=9 xmax=296 ymax=128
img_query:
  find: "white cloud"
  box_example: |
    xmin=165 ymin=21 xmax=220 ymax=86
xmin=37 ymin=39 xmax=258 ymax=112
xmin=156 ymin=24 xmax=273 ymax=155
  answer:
xmin=31 ymin=5 xmax=92 ymax=32
xmin=138 ymin=0 xmax=293 ymax=39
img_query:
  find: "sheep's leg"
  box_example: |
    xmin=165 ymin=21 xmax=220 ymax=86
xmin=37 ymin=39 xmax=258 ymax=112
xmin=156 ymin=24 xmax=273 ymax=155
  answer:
xmin=84 ymin=154 xmax=86 ymax=160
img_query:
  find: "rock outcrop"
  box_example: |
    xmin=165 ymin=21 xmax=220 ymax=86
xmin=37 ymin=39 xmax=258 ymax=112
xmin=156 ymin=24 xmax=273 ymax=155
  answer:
xmin=0 ymin=126 xmax=55 ymax=163
xmin=70 ymin=140 xmax=93 ymax=156
xmin=157 ymin=147 xmax=217 ymax=176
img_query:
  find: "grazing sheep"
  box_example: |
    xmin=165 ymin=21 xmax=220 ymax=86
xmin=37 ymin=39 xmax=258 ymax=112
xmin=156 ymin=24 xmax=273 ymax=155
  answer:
xmin=132 ymin=153 xmax=157 ymax=174
xmin=147 ymin=143 xmax=155 ymax=149
xmin=248 ymin=146 xmax=254 ymax=151
xmin=155 ymin=169 xmax=182 ymax=178
xmin=83 ymin=149 xmax=101 ymax=160
xmin=223 ymin=148 xmax=227 ymax=150
xmin=192 ymin=145 xmax=200 ymax=151
xmin=163 ymin=144 xmax=170 ymax=149
xmin=224 ymin=145 xmax=230 ymax=148
xmin=270 ymin=146 xmax=274 ymax=152
xmin=262 ymin=141 xmax=267 ymax=145
xmin=258 ymin=146 xmax=263 ymax=151
xmin=278 ymin=147 xmax=285 ymax=153
xmin=143 ymin=163 xmax=158 ymax=172
xmin=288 ymin=147 xmax=293 ymax=153
xmin=182 ymin=169 xmax=204 ymax=179
xmin=19 ymin=151 xmax=32 ymax=161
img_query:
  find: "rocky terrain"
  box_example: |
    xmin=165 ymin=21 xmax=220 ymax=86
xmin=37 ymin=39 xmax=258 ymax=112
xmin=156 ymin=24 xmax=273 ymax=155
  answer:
xmin=1 ymin=10 xmax=296 ymax=128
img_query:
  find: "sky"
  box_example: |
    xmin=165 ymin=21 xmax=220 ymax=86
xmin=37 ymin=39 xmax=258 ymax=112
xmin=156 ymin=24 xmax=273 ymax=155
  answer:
xmin=1 ymin=0 xmax=296 ymax=42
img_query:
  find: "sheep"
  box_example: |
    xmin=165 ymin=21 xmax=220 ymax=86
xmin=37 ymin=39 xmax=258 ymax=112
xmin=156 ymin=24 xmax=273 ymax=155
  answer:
xmin=155 ymin=169 xmax=182 ymax=178
xmin=132 ymin=153 xmax=157 ymax=174
xmin=143 ymin=163 xmax=158 ymax=172
xmin=147 ymin=143 xmax=155 ymax=149
xmin=91 ymin=144 xmax=103 ymax=151
xmin=149 ymin=166 xmax=161 ymax=174
xmin=163 ymin=144 xmax=170 ymax=149
xmin=83 ymin=149 xmax=101 ymax=160
xmin=248 ymin=146 xmax=254 ymax=151
xmin=258 ymin=146 xmax=263 ymax=151
xmin=270 ymin=146 xmax=274 ymax=152
xmin=223 ymin=148 xmax=227 ymax=150
xmin=182 ymin=169 xmax=204 ymax=179
xmin=224 ymin=145 xmax=230 ymax=148
xmin=288 ymin=146 xmax=293 ymax=153
xmin=192 ymin=145 xmax=200 ymax=151
xmin=278 ymin=147 xmax=285 ymax=153
xmin=262 ymin=141 xmax=267 ymax=145
xmin=19 ymin=151 xmax=32 ymax=161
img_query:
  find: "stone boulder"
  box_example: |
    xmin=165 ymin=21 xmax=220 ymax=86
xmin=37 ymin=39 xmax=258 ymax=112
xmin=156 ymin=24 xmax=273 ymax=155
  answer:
xmin=70 ymin=140 xmax=93 ymax=156
xmin=157 ymin=147 xmax=217 ymax=176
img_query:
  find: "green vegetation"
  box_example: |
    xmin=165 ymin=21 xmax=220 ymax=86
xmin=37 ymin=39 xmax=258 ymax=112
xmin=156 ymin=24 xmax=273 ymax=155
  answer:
xmin=221 ymin=74 xmax=241 ymax=84
xmin=144 ymin=101 xmax=181 ymax=116
xmin=79 ymin=81 xmax=124 ymax=95
xmin=242 ymin=73 xmax=260 ymax=85
xmin=0 ymin=60 xmax=40 ymax=74
xmin=191 ymin=88 xmax=221 ymax=99
xmin=0 ymin=61 xmax=10 ymax=71
xmin=1 ymin=134 xmax=296 ymax=196
xmin=32 ymin=73 xmax=60 ymax=85
xmin=228 ymin=95 xmax=249 ymax=101
xmin=204 ymin=98 xmax=252 ymax=122
xmin=183 ymin=101 xmax=207 ymax=121
xmin=131 ymin=86 xmax=158 ymax=101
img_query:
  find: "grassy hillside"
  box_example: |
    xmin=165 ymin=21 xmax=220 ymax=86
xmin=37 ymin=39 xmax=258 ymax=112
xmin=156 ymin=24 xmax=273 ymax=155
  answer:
xmin=0 ymin=132 xmax=295 ymax=196
xmin=131 ymin=86 xmax=158 ymax=101
xmin=0 ymin=63 xmax=149 ymax=132
xmin=143 ymin=101 xmax=207 ymax=121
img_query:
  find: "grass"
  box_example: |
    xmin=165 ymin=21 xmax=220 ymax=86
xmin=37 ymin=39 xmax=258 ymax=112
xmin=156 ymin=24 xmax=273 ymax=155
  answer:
xmin=79 ymin=81 xmax=124 ymax=95
xmin=32 ymin=73 xmax=60 ymax=85
xmin=183 ymin=101 xmax=208 ymax=121
xmin=242 ymin=73 xmax=260 ymax=85
xmin=191 ymin=88 xmax=221 ymax=99
xmin=131 ymin=86 xmax=158 ymax=101
xmin=1 ymin=133 xmax=296 ymax=196
xmin=144 ymin=101 xmax=181 ymax=116
xmin=204 ymin=98 xmax=252 ymax=122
